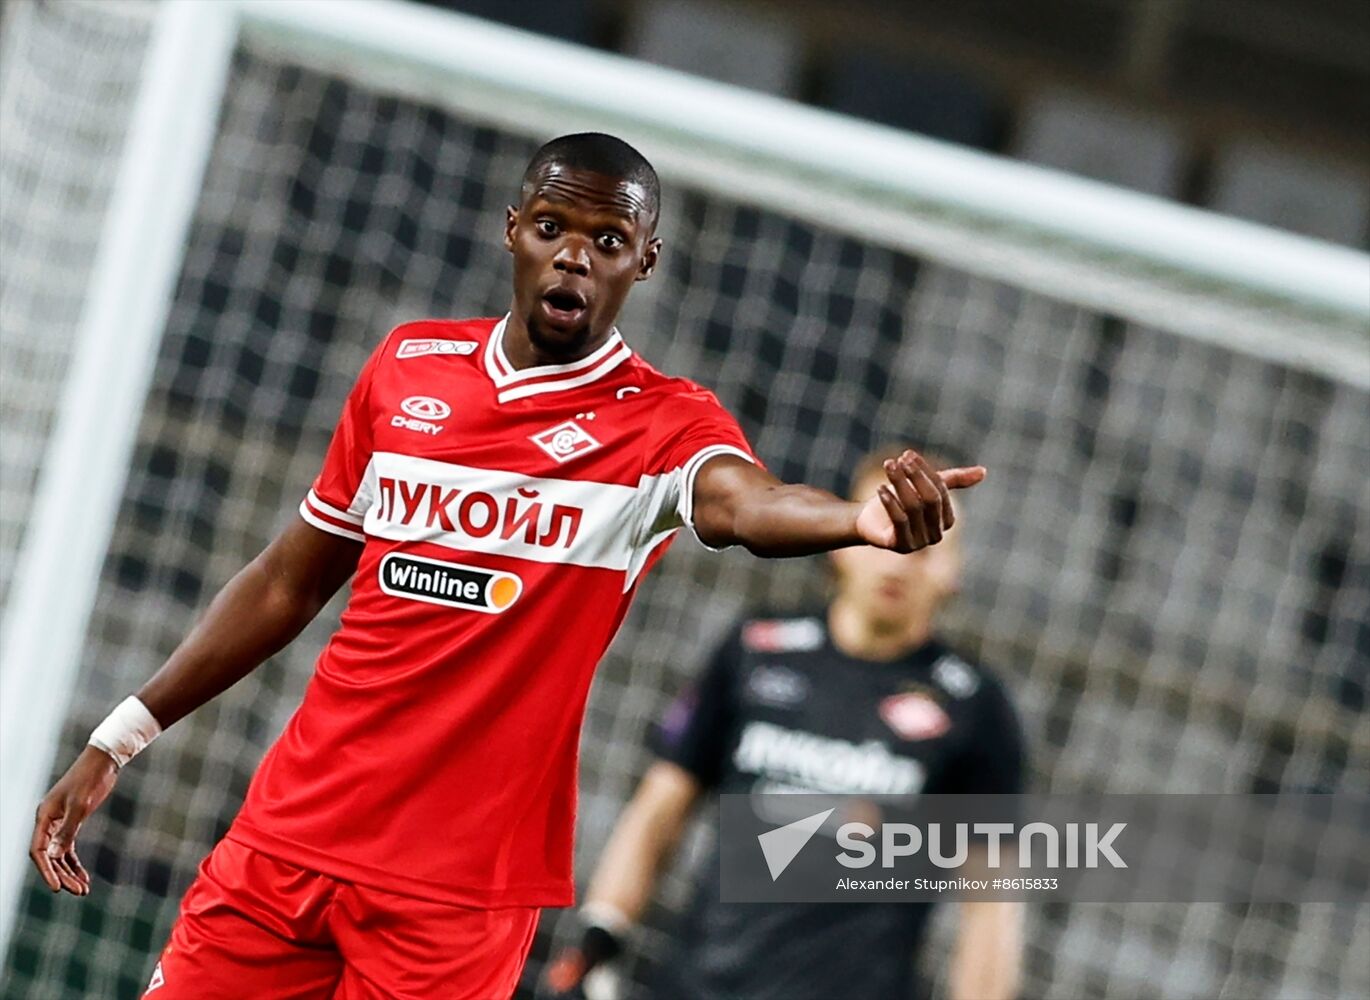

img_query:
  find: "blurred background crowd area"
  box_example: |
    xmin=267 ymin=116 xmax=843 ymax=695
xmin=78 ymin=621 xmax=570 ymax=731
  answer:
xmin=422 ymin=0 xmax=1370 ymax=248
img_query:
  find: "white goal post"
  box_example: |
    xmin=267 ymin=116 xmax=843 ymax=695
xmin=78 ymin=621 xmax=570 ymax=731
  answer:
xmin=1 ymin=0 xmax=1365 ymax=957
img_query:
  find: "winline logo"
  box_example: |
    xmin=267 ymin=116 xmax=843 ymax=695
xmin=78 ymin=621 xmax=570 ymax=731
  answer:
xmin=379 ymin=553 xmax=522 ymax=613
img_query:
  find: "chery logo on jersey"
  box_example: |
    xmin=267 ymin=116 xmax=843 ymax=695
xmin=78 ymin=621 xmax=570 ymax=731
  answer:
xmin=932 ymin=654 xmax=980 ymax=699
xmin=392 ymin=395 xmax=451 ymax=436
xmin=396 ymin=338 xmax=478 ymax=359
xmin=530 ymin=420 xmax=602 ymax=463
xmin=401 ymin=395 xmax=452 ymax=419
xmin=745 ymin=664 xmax=810 ymax=707
xmin=379 ymin=552 xmax=522 ymax=613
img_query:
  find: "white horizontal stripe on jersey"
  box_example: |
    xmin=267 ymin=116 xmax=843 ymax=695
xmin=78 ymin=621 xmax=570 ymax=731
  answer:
xmin=624 ymin=464 xmax=685 ymax=589
xmin=298 ymin=500 xmax=367 ymax=543
xmin=307 ymin=488 xmax=364 ymax=526
xmin=342 ymin=447 xmax=751 ymax=579
xmin=362 ymin=452 xmax=668 ymax=573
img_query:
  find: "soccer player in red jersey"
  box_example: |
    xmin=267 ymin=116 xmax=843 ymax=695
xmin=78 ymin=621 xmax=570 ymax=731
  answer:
xmin=30 ymin=133 xmax=984 ymax=999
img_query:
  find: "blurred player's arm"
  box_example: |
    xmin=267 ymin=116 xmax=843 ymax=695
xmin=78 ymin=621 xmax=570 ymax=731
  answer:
xmin=542 ymin=621 xmax=738 ymax=998
xmin=30 ymin=517 xmax=361 ymax=897
xmin=541 ymin=760 xmax=703 ymax=997
xmin=946 ymin=680 xmax=1028 ymax=1000
xmin=583 ymin=760 xmax=702 ymax=920
xmin=949 ymin=891 xmax=1023 ymax=1000
xmin=692 ymin=449 xmax=984 ymax=557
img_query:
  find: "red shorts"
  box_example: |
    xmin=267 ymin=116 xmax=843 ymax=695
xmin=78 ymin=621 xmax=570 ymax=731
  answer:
xmin=144 ymin=838 xmax=539 ymax=999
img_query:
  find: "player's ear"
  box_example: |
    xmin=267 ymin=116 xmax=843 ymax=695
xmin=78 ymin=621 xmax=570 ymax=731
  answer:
xmin=504 ymin=206 xmax=518 ymax=251
xmin=636 ymin=237 xmax=662 ymax=282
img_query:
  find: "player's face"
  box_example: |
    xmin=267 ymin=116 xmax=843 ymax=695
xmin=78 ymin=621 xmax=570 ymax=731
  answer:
xmin=504 ymin=165 xmax=660 ymax=359
xmin=830 ymin=471 xmax=963 ymax=628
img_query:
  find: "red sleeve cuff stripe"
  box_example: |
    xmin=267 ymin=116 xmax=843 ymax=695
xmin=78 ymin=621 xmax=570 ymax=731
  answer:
xmin=306 ymin=488 xmax=364 ymax=525
xmin=299 ymin=500 xmax=366 ymax=543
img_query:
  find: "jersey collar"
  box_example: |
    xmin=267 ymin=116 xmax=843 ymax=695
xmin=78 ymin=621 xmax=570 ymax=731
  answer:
xmin=483 ymin=315 xmax=633 ymax=404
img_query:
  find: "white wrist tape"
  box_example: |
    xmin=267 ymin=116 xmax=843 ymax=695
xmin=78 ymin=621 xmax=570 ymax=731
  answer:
xmin=88 ymin=696 xmax=162 ymax=768
xmin=580 ymin=900 xmax=632 ymax=936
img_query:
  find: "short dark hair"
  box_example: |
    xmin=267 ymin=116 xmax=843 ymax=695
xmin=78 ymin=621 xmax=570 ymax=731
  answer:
xmin=521 ymin=132 xmax=660 ymax=223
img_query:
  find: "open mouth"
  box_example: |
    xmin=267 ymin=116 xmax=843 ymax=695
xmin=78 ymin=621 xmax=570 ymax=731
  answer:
xmin=541 ymin=287 xmax=588 ymax=325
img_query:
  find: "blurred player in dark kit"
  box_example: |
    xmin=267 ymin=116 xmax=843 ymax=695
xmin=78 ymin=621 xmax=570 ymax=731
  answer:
xmin=544 ymin=449 xmax=1025 ymax=1000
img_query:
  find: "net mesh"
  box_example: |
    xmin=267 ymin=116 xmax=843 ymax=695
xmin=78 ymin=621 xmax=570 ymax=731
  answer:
xmin=0 ymin=0 xmax=153 ymax=614
xmin=3 ymin=6 xmax=1367 ymax=999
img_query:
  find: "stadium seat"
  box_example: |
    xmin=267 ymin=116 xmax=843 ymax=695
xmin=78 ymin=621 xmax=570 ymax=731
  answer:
xmin=625 ymin=0 xmax=803 ymax=97
xmin=821 ymin=50 xmax=1000 ymax=149
xmin=1208 ymin=141 xmax=1370 ymax=247
xmin=1014 ymin=90 xmax=1187 ymax=198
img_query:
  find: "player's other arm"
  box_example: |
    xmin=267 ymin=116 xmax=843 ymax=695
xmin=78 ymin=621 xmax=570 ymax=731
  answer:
xmin=541 ymin=761 xmax=702 ymax=997
xmin=949 ymin=853 xmax=1024 ymax=1000
xmin=948 ymin=684 xmax=1028 ymax=1000
xmin=583 ymin=760 xmax=702 ymax=922
xmin=30 ymin=517 xmax=361 ymax=897
xmin=692 ymin=449 xmax=985 ymax=557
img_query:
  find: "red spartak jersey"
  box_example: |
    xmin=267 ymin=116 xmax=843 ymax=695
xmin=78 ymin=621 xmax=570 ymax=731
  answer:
xmin=228 ymin=317 xmax=756 ymax=907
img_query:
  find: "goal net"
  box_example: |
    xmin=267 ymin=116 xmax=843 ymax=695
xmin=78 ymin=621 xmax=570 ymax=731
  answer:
xmin=2 ymin=2 xmax=1366 ymax=998
xmin=0 ymin=0 xmax=153 ymax=617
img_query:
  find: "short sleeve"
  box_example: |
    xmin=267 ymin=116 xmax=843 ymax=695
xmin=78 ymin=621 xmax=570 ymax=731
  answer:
xmin=638 ymin=386 xmax=759 ymax=549
xmin=935 ymin=679 xmax=1027 ymax=795
xmin=649 ymin=626 xmax=744 ymax=790
xmin=297 ymin=334 xmax=390 ymax=543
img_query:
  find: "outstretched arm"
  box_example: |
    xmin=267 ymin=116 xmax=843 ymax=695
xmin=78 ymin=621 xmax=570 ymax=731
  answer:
xmin=692 ymin=448 xmax=984 ymax=557
xmin=30 ymin=517 xmax=361 ymax=896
